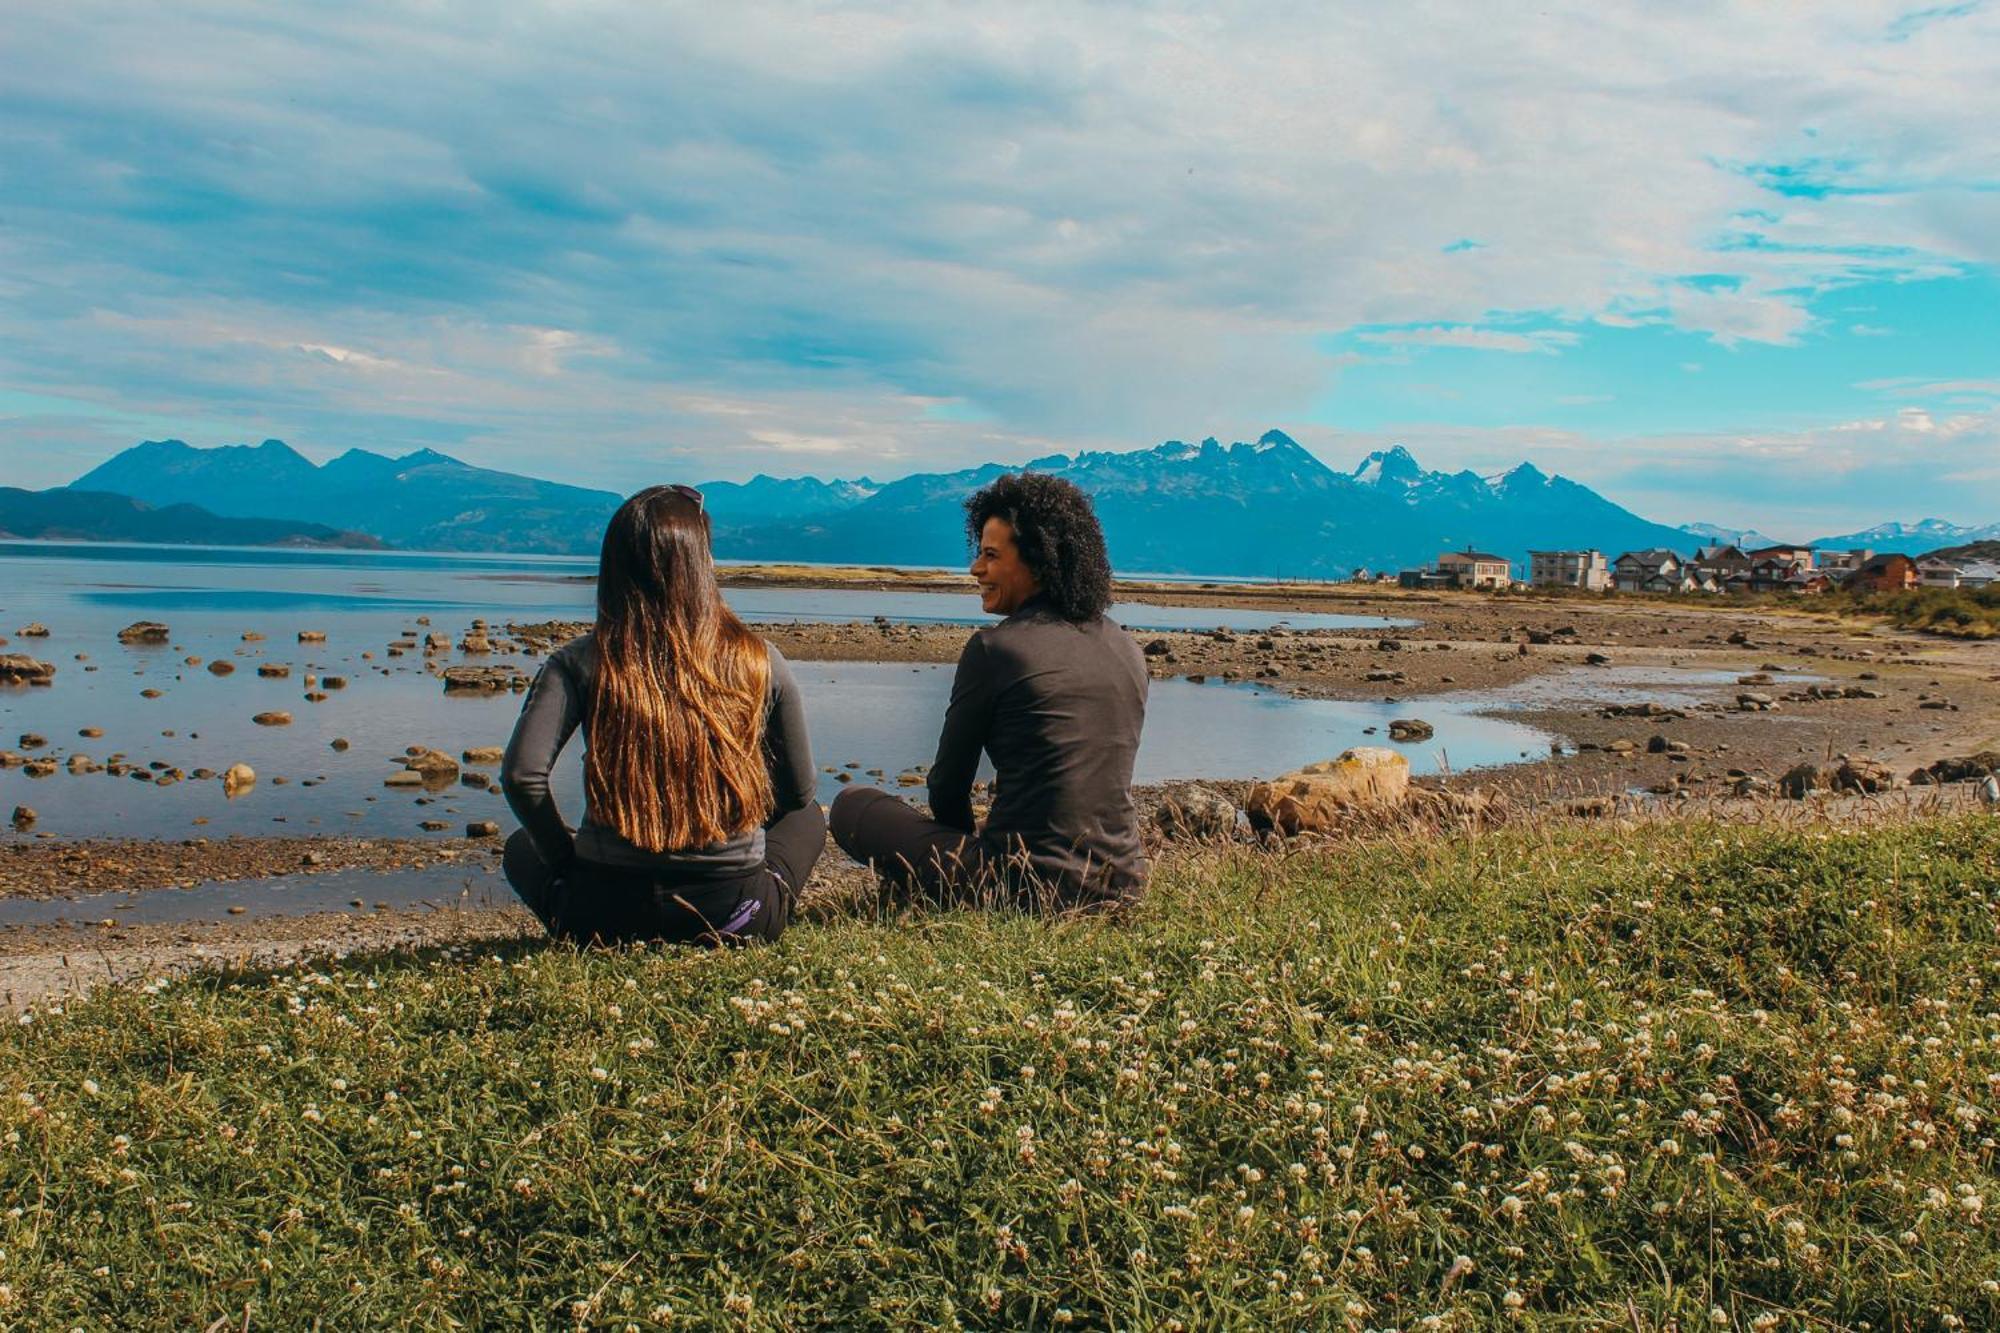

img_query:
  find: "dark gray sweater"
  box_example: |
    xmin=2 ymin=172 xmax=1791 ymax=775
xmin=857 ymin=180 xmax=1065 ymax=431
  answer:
xmin=501 ymin=636 xmax=815 ymax=874
xmin=930 ymin=596 xmax=1149 ymax=902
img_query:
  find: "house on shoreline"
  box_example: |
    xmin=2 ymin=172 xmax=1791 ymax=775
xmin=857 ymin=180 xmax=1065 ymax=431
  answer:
xmin=1399 ymin=549 xmax=1512 ymax=590
xmin=1528 ymin=549 xmax=1610 ymax=591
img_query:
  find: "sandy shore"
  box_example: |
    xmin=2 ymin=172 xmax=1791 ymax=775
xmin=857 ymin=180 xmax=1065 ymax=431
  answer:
xmin=4 ymin=574 xmax=1996 ymax=1005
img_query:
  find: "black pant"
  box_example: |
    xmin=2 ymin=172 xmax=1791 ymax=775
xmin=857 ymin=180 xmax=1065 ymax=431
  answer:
xmin=829 ymin=786 xmax=1016 ymax=907
xmin=503 ymin=802 xmax=826 ymax=945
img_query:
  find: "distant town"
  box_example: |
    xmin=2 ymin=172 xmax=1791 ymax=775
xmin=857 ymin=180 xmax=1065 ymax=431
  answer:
xmin=1377 ymin=544 xmax=2000 ymax=595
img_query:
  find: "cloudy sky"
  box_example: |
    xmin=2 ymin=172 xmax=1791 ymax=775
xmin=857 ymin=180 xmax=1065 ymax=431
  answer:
xmin=2 ymin=0 xmax=1997 ymax=534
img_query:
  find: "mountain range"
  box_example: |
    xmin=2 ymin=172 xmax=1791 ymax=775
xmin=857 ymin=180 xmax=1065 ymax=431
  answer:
xmin=706 ymin=434 xmax=1699 ymax=575
xmin=52 ymin=433 xmax=1995 ymax=574
xmin=1806 ymin=518 xmax=2000 ymax=556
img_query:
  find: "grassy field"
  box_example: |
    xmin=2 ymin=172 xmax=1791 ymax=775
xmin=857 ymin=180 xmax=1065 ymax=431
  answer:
xmin=1831 ymin=586 xmax=2000 ymax=640
xmin=4 ymin=816 xmax=1999 ymax=1329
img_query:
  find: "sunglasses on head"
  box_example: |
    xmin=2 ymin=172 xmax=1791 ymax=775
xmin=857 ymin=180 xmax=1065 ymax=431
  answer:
xmin=667 ymin=483 xmax=704 ymax=511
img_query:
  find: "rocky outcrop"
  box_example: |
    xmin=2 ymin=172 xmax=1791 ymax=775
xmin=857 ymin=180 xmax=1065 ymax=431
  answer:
xmin=441 ymin=665 xmax=527 ymax=693
xmin=1246 ymin=748 xmax=1410 ymax=835
xmin=117 ymin=621 xmax=171 ymax=644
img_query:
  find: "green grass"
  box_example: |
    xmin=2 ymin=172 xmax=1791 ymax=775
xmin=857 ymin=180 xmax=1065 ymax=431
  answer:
xmin=5 ymin=817 xmax=2000 ymax=1329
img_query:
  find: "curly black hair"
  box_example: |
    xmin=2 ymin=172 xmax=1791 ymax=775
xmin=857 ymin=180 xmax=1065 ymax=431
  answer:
xmin=964 ymin=473 xmax=1114 ymax=622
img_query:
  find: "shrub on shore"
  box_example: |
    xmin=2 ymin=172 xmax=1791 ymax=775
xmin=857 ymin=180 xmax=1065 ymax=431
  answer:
xmin=3 ymin=816 xmax=1998 ymax=1328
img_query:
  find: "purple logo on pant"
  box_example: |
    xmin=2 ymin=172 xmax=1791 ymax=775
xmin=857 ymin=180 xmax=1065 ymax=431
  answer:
xmin=719 ymin=898 xmax=761 ymax=935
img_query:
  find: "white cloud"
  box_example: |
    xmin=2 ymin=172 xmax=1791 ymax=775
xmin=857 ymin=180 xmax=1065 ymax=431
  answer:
xmin=0 ymin=0 xmax=1997 ymax=509
xmin=1326 ymin=401 xmax=2000 ymax=534
xmin=1357 ymin=327 xmax=1581 ymax=355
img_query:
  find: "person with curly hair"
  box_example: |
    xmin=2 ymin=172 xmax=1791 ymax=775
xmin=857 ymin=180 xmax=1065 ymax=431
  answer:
xmin=830 ymin=472 xmax=1149 ymax=911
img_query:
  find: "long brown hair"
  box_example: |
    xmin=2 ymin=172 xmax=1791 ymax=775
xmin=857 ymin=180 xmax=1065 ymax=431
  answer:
xmin=586 ymin=486 xmax=772 ymax=850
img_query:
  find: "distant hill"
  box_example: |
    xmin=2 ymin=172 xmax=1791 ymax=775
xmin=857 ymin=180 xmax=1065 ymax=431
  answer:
xmin=73 ymin=439 xmax=624 ymax=554
xmin=709 ymin=433 xmax=1699 ymax=576
xmin=0 ymin=487 xmax=380 ymax=548
xmin=1928 ymin=540 xmax=2000 ymax=564
xmin=1809 ymin=518 xmax=2000 ymax=557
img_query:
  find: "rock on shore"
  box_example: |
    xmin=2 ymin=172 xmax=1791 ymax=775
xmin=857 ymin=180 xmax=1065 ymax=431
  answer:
xmin=1246 ymin=748 xmax=1410 ymax=835
xmin=0 ymin=653 xmax=55 ymax=685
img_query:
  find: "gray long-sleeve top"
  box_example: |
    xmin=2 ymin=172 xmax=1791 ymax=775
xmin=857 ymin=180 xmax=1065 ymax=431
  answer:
xmin=501 ymin=635 xmax=815 ymax=874
xmin=929 ymin=596 xmax=1149 ymax=903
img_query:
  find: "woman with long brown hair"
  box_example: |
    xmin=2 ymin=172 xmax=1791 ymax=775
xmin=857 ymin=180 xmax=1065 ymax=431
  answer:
xmin=500 ymin=484 xmax=824 ymax=944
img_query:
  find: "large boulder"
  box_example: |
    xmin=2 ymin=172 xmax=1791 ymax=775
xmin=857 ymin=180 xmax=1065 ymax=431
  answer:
xmin=1246 ymin=748 xmax=1410 ymax=835
xmin=117 ymin=621 xmax=171 ymax=645
xmin=1153 ymin=782 xmax=1240 ymax=840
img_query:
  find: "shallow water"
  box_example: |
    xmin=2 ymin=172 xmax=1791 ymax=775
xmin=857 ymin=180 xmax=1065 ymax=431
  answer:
xmin=0 ymin=860 xmax=508 ymax=927
xmin=0 ymin=544 xmax=1477 ymax=842
xmin=0 ymin=541 xmax=1407 ymax=633
xmin=0 ymin=644 xmax=1555 ymax=841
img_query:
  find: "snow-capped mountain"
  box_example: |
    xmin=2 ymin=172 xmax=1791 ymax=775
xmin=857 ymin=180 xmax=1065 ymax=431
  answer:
xmin=1679 ymin=523 xmax=1793 ymax=551
xmin=1808 ymin=518 xmax=2000 ymax=556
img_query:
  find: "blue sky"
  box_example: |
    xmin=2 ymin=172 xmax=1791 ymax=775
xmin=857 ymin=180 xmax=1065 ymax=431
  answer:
xmin=1 ymin=1 xmax=1997 ymax=534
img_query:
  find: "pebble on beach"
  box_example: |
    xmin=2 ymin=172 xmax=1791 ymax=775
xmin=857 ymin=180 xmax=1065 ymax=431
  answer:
xmin=11 ymin=806 xmax=36 ymax=830
xmin=223 ymin=763 xmax=257 ymax=796
xmin=117 ymin=621 xmax=171 ymax=645
xmin=252 ymin=711 xmax=293 ymax=726
xmin=257 ymin=663 xmax=291 ymax=678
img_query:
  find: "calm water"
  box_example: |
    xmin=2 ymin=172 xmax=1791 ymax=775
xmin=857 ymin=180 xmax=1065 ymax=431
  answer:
xmin=0 ymin=542 xmax=1408 ymax=633
xmin=0 ymin=544 xmax=1544 ymax=844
